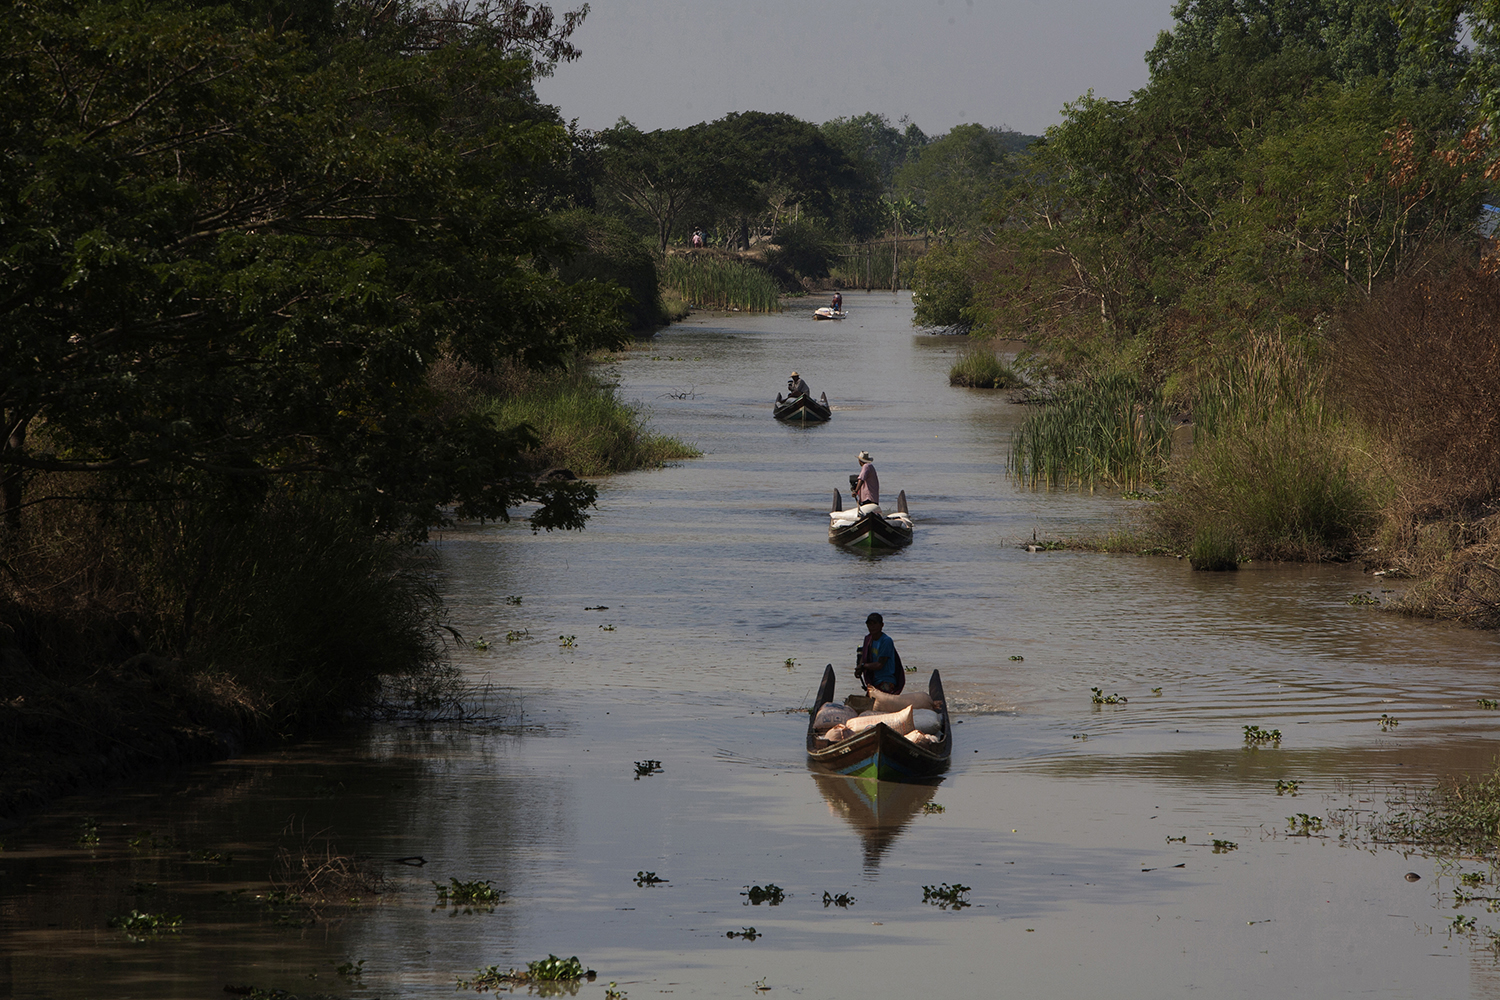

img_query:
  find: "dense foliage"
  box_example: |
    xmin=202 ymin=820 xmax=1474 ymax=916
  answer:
xmin=0 ymin=0 xmax=627 ymax=542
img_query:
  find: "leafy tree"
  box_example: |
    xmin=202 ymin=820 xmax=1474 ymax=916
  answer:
xmin=1148 ymin=0 xmax=1467 ymax=88
xmin=703 ymin=111 xmax=879 ymax=245
xmin=596 ymin=120 xmax=750 ymax=253
xmin=821 ymin=113 xmax=930 ymax=192
xmin=549 ymin=209 xmax=664 ymax=330
xmin=894 ymin=124 xmax=1012 ymax=234
xmin=0 ymin=0 xmax=626 ymax=542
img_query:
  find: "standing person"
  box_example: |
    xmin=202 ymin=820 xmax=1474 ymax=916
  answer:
xmin=854 ymin=451 xmax=879 ymax=506
xmin=787 ymin=370 xmax=811 ymax=397
xmin=831 ymin=291 xmax=842 ymax=312
xmin=854 ymin=612 xmax=904 ymax=694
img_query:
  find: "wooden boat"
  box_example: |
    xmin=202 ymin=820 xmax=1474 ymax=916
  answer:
xmin=813 ymin=307 xmax=847 ymax=320
xmin=773 ymin=391 xmax=832 ymax=423
xmin=828 ymin=488 xmax=912 ymax=549
xmin=806 ymin=664 xmax=952 ymax=782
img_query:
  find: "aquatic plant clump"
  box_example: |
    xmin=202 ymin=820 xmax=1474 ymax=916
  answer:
xmin=1009 ymin=373 xmax=1174 ymax=490
xmin=434 ymin=878 xmax=503 ymax=905
xmin=661 ymin=255 xmax=781 ymax=312
xmin=1370 ymin=765 xmax=1500 ymax=857
xmin=949 ymin=349 xmax=1026 ymax=389
xmin=921 ymin=882 xmax=972 ymax=909
xmin=484 ymin=372 xmax=699 ymax=477
xmin=457 ymin=955 xmax=595 ymax=992
xmin=109 ymin=910 xmax=183 ymax=937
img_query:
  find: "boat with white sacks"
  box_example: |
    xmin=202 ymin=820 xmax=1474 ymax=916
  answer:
xmin=828 ymin=488 xmax=912 ymax=550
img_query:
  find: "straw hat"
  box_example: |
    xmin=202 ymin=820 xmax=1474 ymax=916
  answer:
xmin=856 ymin=451 xmax=873 ymax=464
xmin=790 ymin=371 xmax=799 ymax=377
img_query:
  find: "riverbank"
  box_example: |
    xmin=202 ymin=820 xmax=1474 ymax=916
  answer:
xmin=0 ymin=360 xmax=696 ymax=824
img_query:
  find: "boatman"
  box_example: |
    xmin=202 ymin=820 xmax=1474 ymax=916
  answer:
xmin=854 ymin=450 xmax=879 ymax=507
xmin=787 ymin=371 xmax=811 ymax=397
xmin=855 ymin=612 xmax=904 ymax=695
xmin=831 ymin=291 xmax=842 ymax=313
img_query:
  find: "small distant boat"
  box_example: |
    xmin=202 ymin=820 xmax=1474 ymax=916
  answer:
xmin=828 ymin=488 xmax=912 ymax=550
xmin=806 ymin=664 xmax=952 ymax=782
xmin=813 ymin=307 xmax=847 ymax=321
xmin=774 ymin=391 xmax=832 ymax=423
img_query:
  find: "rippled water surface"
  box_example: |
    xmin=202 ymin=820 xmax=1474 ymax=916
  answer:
xmin=6 ymin=292 xmax=1500 ymax=999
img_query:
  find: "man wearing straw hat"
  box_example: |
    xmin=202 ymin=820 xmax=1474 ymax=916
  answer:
xmin=786 ymin=371 xmax=811 ymax=397
xmin=853 ymin=451 xmax=879 ymax=507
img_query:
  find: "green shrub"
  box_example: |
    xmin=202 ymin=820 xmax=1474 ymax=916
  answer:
xmin=763 ymin=221 xmax=835 ymax=280
xmin=551 ymin=209 xmax=665 ymax=330
xmin=911 ymin=242 xmax=977 ymax=329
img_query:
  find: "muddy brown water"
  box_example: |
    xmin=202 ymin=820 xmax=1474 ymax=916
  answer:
xmin=5 ymin=292 xmax=1500 ymax=998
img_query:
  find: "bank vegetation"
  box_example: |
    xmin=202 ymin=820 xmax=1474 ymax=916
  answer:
xmin=909 ymin=0 xmax=1500 ymax=631
xmin=0 ymin=0 xmax=702 ymax=818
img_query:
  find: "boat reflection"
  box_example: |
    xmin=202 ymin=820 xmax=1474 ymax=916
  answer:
xmin=810 ymin=770 xmax=941 ymax=872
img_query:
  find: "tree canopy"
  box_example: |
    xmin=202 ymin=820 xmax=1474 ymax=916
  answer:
xmin=0 ymin=0 xmax=625 ymax=541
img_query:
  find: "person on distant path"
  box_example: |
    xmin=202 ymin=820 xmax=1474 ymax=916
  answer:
xmin=854 ymin=450 xmax=879 ymax=507
xmin=831 ymin=291 xmax=842 ymax=312
xmin=787 ymin=371 xmax=811 ymax=397
xmin=692 ymin=229 xmax=704 ymax=248
xmin=855 ymin=612 xmax=904 ymax=695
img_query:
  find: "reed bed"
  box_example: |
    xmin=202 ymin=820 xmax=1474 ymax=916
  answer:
xmin=1151 ymin=336 xmax=1386 ymax=562
xmin=1008 ymin=373 xmax=1174 ymax=490
xmin=484 ymin=371 xmax=699 ymax=476
xmin=661 ymin=256 xmax=780 ymax=312
xmin=949 ymin=348 xmax=1024 ymax=389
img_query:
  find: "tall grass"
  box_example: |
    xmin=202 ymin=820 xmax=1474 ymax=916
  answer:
xmin=1008 ymin=373 xmax=1174 ymax=490
xmin=483 ymin=370 xmax=699 ymax=476
xmin=662 ymin=255 xmax=781 ymax=312
xmin=949 ymin=348 xmax=1024 ymax=389
xmin=1152 ymin=335 xmax=1387 ymax=561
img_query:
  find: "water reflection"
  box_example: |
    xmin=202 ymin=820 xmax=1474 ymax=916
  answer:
xmin=809 ymin=772 xmax=938 ymax=873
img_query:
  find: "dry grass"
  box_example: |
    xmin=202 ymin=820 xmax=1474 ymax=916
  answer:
xmin=272 ymin=824 xmax=387 ymax=904
xmin=1336 ymin=264 xmax=1500 ymax=520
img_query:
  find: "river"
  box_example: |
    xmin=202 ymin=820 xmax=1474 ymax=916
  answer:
xmin=4 ymin=291 xmax=1500 ymax=998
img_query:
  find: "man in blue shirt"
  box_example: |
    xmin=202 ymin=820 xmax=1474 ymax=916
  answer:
xmin=855 ymin=612 xmax=904 ymax=695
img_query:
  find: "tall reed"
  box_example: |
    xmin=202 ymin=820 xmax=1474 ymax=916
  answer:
xmin=949 ymin=348 xmax=1024 ymax=389
xmin=1152 ymin=335 xmax=1386 ymax=561
xmin=484 ymin=370 xmax=699 ymax=476
xmin=661 ymin=256 xmax=781 ymax=312
xmin=1008 ymin=373 xmax=1174 ymax=489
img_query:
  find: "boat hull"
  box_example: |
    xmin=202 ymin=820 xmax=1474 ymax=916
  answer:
xmin=773 ymin=393 xmax=832 ymax=423
xmin=813 ymin=307 xmax=847 ymax=320
xmin=806 ymin=665 xmax=951 ymax=782
xmin=828 ymin=512 xmax=912 ymax=549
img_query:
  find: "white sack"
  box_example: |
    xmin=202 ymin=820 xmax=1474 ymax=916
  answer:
xmin=843 ymin=705 xmax=916 ymax=736
xmin=911 ymin=709 xmax=942 ymax=735
xmin=871 ymin=690 xmax=936 ymax=713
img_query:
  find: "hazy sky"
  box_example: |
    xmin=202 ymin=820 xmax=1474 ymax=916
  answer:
xmin=534 ymin=0 xmax=1180 ymax=138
